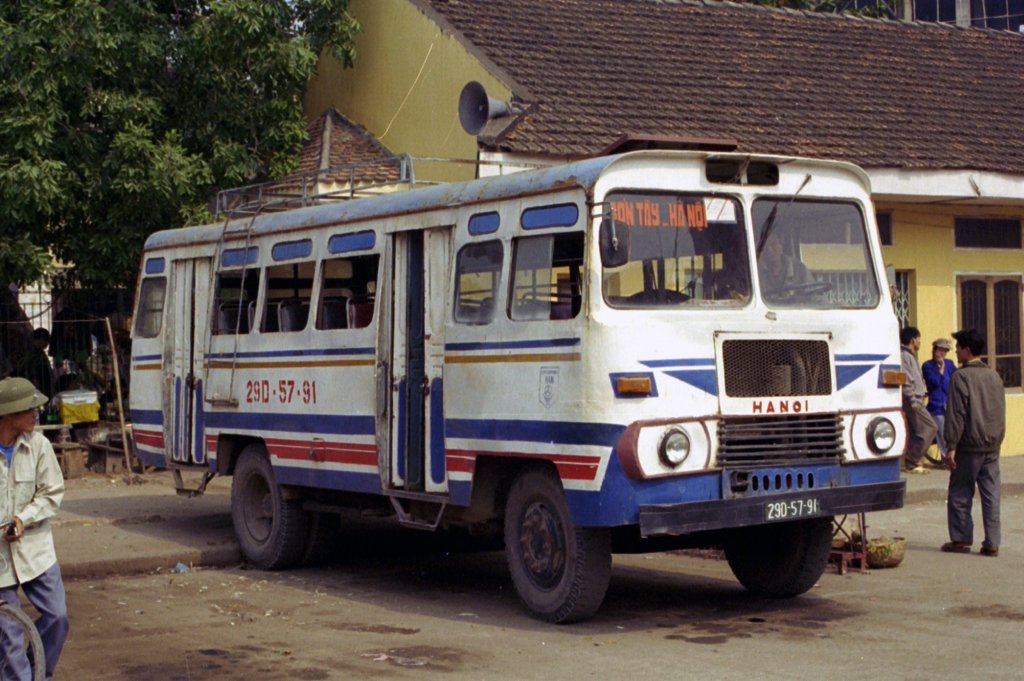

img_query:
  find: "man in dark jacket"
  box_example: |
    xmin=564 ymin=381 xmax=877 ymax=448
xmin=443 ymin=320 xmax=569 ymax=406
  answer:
xmin=940 ymin=328 xmax=1005 ymax=557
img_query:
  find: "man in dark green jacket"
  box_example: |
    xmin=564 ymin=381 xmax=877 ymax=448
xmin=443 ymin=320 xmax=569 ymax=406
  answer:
xmin=940 ymin=328 xmax=1005 ymax=557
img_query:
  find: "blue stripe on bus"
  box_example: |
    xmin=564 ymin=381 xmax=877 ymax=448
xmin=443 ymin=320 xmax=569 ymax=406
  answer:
xmin=131 ymin=409 xmax=163 ymax=425
xmin=663 ymin=369 xmax=718 ymax=396
xmin=193 ymin=380 xmax=205 ymax=465
xmin=274 ymin=466 xmax=383 ymax=494
xmin=445 ymin=418 xmax=623 ymax=447
xmin=205 ymin=347 xmax=375 ymax=359
xmin=203 ymin=411 xmax=375 ymax=435
xmin=640 ymin=357 xmax=715 ymax=368
xmin=445 ymin=337 xmax=581 ymax=352
xmin=173 ymin=377 xmax=182 ymax=462
xmin=133 ymin=354 xmax=162 ymax=362
xmin=836 ymin=353 xmax=888 ymax=361
xmin=836 ymin=364 xmax=875 ymax=390
xmin=430 ymin=378 xmax=445 ymax=485
xmin=396 ymin=379 xmax=407 ymax=482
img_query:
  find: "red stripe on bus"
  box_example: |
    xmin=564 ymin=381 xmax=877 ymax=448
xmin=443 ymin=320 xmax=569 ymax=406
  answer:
xmin=264 ymin=437 xmax=378 ymax=467
xmin=134 ymin=430 xmax=164 ymax=448
xmin=445 ymin=449 xmax=599 ymax=481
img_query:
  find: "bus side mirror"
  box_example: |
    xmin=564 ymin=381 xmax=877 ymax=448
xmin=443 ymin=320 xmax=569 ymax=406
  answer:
xmin=599 ymin=217 xmax=629 ymax=268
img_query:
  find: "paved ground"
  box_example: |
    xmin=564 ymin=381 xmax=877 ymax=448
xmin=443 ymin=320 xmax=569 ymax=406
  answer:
xmin=40 ymin=456 xmax=1024 ymax=681
xmin=52 ymin=455 xmax=1024 ymax=579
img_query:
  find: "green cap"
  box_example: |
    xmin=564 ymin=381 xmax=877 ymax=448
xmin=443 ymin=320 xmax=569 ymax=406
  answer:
xmin=0 ymin=377 xmax=48 ymax=416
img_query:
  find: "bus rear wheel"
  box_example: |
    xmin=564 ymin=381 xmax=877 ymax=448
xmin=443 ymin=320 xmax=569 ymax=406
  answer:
xmin=504 ymin=469 xmax=611 ymax=623
xmin=724 ymin=517 xmax=833 ymax=597
xmin=231 ymin=444 xmax=308 ymax=569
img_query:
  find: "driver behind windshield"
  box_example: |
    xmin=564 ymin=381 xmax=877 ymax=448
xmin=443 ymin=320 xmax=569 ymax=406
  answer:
xmin=757 ymin=230 xmax=814 ymax=295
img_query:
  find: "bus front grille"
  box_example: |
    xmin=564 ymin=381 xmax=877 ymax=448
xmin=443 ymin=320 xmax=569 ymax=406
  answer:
xmin=722 ymin=339 xmax=832 ymax=397
xmin=717 ymin=413 xmax=845 ymax=467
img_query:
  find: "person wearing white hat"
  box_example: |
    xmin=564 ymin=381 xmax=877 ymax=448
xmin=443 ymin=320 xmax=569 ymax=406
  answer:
xmin=0 ymin=377 xmax=69 ymax=681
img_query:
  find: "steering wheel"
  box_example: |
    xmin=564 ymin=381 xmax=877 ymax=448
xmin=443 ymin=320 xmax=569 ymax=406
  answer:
xmin=626 ymin=289 xmax=690 ymax=304
xmin=771 ymin=280 xmax=835 ymax=297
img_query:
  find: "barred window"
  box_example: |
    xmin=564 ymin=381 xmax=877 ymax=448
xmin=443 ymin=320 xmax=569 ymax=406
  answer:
xmin=958 ymin=275 xmax=1022 ymax=388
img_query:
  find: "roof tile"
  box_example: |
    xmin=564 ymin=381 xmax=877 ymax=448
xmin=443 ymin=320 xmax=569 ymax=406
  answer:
xmin=428 ymin=0 xmax=1024 ymax=173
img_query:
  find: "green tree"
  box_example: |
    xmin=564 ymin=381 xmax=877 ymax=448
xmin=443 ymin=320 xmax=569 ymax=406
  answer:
xmin=0 ymin=0 xmax=360 ymax=289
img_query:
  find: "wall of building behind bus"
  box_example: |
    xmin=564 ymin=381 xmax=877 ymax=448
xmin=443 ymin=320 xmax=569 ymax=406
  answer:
xmin=879 ymin=200 xmax=1024 ymax=455
xmin=304 ymin=0 xmax=511 ymax=184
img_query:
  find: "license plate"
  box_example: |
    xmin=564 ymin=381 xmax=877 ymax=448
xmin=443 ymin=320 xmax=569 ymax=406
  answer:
xmin=764 ymin=498 xmax=822 ymax=522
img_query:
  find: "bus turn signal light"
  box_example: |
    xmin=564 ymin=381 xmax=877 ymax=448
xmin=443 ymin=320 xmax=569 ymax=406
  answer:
xmin=617 ymin=376 xmax=652 ymax=396
xmin=881 ymin=369 xmax=906 ymax=386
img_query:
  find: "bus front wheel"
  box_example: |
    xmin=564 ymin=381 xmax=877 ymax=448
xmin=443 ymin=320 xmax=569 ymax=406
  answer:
xmin=231 ymin=444 xmax=308 ymax=569
xmin=504 ymin=469 xmax=611 ymax=623
xmin=724 ymin=517 xmax=833 ymax=597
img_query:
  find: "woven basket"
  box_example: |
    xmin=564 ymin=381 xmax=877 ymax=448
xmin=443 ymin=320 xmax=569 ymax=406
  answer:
xmin=866 ymin=536 xmax=907 ymax=569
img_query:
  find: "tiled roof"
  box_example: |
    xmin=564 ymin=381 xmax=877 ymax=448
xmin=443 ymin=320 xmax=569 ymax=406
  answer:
xmin=291 ymin=108 xmax=402 ymax=186
xmin=216 ymin=109 xmax=404 ymax=215
xmin=427 ymin=0 xmax=1024 ymax=174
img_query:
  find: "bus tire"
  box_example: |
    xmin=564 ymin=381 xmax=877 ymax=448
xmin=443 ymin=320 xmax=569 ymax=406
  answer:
xmin=504 ymin=469 xmax=611 ymax=623
xmin=724 ymin=516 xmax=832 ymax=598
xmin=231 ymin=444 xmax=308 ymax=569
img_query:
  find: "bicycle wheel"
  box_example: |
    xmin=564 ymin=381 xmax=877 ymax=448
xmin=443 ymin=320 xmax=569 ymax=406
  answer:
xmin=0 ymin=601 xmax=46 ymax=681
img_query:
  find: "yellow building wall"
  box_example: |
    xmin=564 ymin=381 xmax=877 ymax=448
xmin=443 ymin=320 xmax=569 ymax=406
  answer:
xmin=878 ymin=202 xmax=1024 ymax=455
xmin=305 ymin=0 xmax=511 ymax=183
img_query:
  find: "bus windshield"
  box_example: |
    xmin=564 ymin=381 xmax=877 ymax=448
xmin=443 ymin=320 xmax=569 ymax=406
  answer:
xmin=753 ymin=199 xmax=880 ymax=309
xmin=602 ymin=192 xmax=751 ymax=307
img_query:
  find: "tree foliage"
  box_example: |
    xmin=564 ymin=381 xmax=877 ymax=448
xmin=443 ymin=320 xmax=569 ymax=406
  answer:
xmin=0 ymin=0 xmax=360 ymax=289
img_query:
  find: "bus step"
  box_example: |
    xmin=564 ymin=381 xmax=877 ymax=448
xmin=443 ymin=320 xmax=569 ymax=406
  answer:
xmin=172 ymin=469 xmax=216 ymax=498
xmin=387 ymin=493 xmax=447 ymax=531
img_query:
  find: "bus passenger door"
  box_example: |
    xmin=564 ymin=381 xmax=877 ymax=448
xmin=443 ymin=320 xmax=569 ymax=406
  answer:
xmin=389 ymin=228 xmax=451 ymax=493
xmin=166 ymin=257 xmax=211 ymax=465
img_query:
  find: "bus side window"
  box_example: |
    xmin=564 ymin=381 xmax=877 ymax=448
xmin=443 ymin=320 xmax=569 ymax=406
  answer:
xmin=262 ymin=261 xmax=314 ymax=333
xmin=213 ymin=269 xmax=259 ymax=335
xmin=455 ymin=240 xmax=503 ymax=325
xmin=134 ymin=277 xmax=167 ymax=338
xmin=509 ymin=233 xmax=583 ymax=321
xmin=317 ymin=254 xmax=380 ymax=331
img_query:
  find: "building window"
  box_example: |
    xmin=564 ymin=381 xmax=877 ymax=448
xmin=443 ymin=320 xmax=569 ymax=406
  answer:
xmin=970 ymin=0 xmax=1024 ymax=30
xmin=954 ymin=217 xmax=1022 ymax=249
xmin=958 ymin=275 xmax=1022 ymax=388
xmin=914 ymin=0 xmax=957 ymax=22
xmin=876 ymin=211 xmax=893 ymax=246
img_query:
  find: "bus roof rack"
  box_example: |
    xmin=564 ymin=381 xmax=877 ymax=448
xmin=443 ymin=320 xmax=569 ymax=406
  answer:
xmin=213 ymin=155 xmax=552 ymax=220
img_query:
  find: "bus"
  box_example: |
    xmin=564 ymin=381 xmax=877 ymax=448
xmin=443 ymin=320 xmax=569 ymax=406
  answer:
xmin=129 ymin=151 xmax=907 ymax=623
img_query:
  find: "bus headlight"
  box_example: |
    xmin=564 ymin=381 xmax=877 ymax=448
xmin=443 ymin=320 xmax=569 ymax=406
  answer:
xmin=658 ymin=427 xmax=691 ymax=468
xmin=867 ymin=417 xmax=896 ymax=454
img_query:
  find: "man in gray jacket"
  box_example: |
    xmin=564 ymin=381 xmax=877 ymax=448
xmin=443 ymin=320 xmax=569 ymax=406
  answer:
xmin=940 ymin=328 xmax=1005 ymax=557
xmin=900 ymin=326 xmax=937 ymax=473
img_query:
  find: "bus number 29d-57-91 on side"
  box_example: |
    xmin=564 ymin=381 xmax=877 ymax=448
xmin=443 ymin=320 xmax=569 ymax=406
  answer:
xmin=245 ymin=379 xmax=318 ymax=405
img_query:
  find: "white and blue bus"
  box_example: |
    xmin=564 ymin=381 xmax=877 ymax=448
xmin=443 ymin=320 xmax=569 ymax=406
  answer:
xmin=130 ymin=151 xmax=906 ymax=622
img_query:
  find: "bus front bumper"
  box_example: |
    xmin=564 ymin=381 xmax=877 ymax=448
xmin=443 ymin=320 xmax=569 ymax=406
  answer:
xmin=638 ymin=480 xmax=906 ymax=537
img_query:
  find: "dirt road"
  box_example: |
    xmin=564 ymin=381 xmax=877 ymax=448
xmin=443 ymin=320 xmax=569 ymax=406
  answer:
xmin=57 ymin=496 xmax=1023 ymax=681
